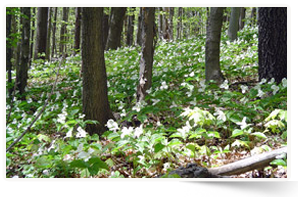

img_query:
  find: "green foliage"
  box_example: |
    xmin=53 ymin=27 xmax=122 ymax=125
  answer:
xmin=6 ymin=22 xmax=286 ymax=178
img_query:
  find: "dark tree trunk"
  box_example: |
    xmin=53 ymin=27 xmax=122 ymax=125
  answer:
xmin=45 ymin=7 xmax=52 ymax=60
xmin=34 ymin=7 xmax=48 ymax=59
xmin=169 ymin=7 xmax=174 ymax=40
xmin=102 ymin=13 xmax=109 ymax=50
xmin=162 ymin=7 xmax=170 ymax=41
xmin=126 ymin=7 xmax=135 ymax=46
xmin=106 ymin=7 xmax=126 ymax=50
xmin=136 ymin=8 xmax=143 ymax=46
xmin=29 ymin=7 xmax=35 ymax=65
xmin=239 ymin=7 xmax=246 ymax=30
xmin=6 ymin=9 xmax=13 ymax=96
xmin=250 ymin=7 xmax=256 ymax=26
xmin=16 ymin=7 xmax=30 ymax=100
xmin=137 ymin=8 xmax=155 ymax=102
xmin=74 ymin=7 xmax=81 ymax=54
xmin=228 ymin=7 xmax=240 ymax=41
xmin=205 ymin=7 xmax=225 ymax=83
xmin=51 ymin=7 xmax=58 ymax=58
xmin=60 ymin=7 xmax=69 ymax=56
xmin=258 ymin=7 xmax=287 ymax=84
xmin=82 ymin=7 xmax=114 ymax=136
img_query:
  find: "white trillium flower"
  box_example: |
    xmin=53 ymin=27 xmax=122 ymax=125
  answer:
xmin=271 ymin=84 xmax=280 ymax=95
xmin=282 ymin=78 xmax=287 ymax=88
xmin=121 ymin=127 xmax=134 ymax=138
xmin=160 ymin=81 xmax=168 ymax=90
xmin=220 ymin=80 xmax=229 ymax=90
xmin=240 ymin=85 xmax=248 ymax=94
xmin=76 ymin=126 xmax=87 ymax=138
xmin=134 ymin=125 xmax=143 ymax=138
xmin=214 ymin=108 xmax=226 ymax=122
xmin=257 ymin=89 xmax=265 ymax=98
xmin=236 ymin=117 xmax=252 ymax=130
xmin=106 ymin=119 xmax=119 ymax=132
xmin=189 ymin=71 xmax=195 ymax=77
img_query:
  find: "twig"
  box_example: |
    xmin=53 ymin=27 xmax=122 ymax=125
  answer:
xmin=6 ymin=56 xmax=65 ymax=153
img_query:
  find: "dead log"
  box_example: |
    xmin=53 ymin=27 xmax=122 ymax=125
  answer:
xmin=161 ymin=146 xmax=287 ymax=178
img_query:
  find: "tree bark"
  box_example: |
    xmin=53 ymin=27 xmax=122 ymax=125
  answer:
xmin=29 ymin=7 xmax=35 ymax=65
xmin=16 ymin=7 xmax=30 ymax=100
xmin=106 ymin=7 xmax=126 ymax=50
xmin=74 ymin=7 xmax=81 ymax=54
xmin=205 ymin=7 xmax=225 ymax=83
xmin=176 ymin=7 xmax=183 ymax=40
xmin=228 ymin=7 xmax=240 ymax=41
xmin=60 ymin=7 xmax=69 ymax=56
xmin=82 ymin=7 xmax=114 ymax=136
xmin=126 ymin=7 xmax=135 ymax=46
xmin=102 ymin=12 xmax=109 ymax=50
xmin=136 ymin=8 xmax=143 ymax=46
xmin=6 ymin=8 xmax=13 ymax=96
xmin=51 ymin=7 xmax=58 ymax=58
xmin=34 ymin=7 xmax=48 ymax=59
xmin=258 ymin=7 xmax=287 ymax=84
xmin=239 ymin=7 xmax=246 ymax=30
xmin=137 ymin=8 xmax=155 ymax=102
xmin=45 ymin=7 xmax=52 ymax=60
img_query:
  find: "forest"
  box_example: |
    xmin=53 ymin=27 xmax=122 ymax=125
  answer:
xmin=6 ymin=7 xmax=287 ymax=178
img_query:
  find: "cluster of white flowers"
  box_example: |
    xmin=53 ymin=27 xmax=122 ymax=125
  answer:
xmin=160 ymin=81 xmax=168 ymax=90
xmin=106 ymin=119 xmax=144 ymax=139
xmin=214 ymin=108 xmax=227 ymax=122
xmin=220 ymin=80 xmax=229 ymax=90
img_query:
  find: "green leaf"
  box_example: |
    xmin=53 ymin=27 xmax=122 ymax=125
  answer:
xmin=168 ymin=139 xmax=182 ymax=147
xmin=230 ymin=129 xmax=244 ymax=138
xmin=154 ymin=143 xmax=165 ymax=153
xmin=86 ymin=157 xmax=110 ymax=176
xmin=186 ymin=144 xmax=196 ymax=153
xmin=70 ymin=159 xmax=89 ymax=169
xmin=270 ymin=159 xmax=287 ymax=167
xmin=251 ymin=132 xmax=267 ymax=139
xmin=35 ymin=156 xmax=52 ymax=168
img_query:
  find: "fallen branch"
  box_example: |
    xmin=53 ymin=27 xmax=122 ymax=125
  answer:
xmin=162 ymin=146 xmax=287 ymax=178
xmin=6 ymin=56 xmax=65 ymax=153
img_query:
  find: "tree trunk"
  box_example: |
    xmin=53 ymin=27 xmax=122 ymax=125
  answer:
xmin=205 ymin=7 xmax=225 ymax=83
xmin=16 ymin=7 xmax=30 ymax=100
xmin=106 ymin=7 xmax=126 ymax=50
xmin=60 ymin=7 xmax=69 ymax=56
xmin=176 ymin=7 xmax=183 ymax=40
xmin=258 ymin=7 xmax=287 ymax=84
xmin=102 ymin=12 xmax=109 ymax=50
xmin=29 ymin=7 xmax=35 ymax=65
xmin=250 ymin=7 xmax=256 ymax=26
xmin=169 ymin=7 xmax=174 ymax=40
xmin=45 ymin=7 xmax=52 ymax=60
xmin=158 ymin=7 xmax=163 ymax=40
xmin=6 ymin=9 xmax=13 ymax=96
xmin=34 ymin=7 xmax=48 ymax=59
xmin=74 ymin=7 xmax=81 ymax=54
xmin=136 ymin=8 xmax=143 ymax=46
xmin=228 ymin=7 xmax=240 ymax=41
xmin=51 ymin=7 xmax=58 ymax=58
xmin=239 ymin=7 xmax=246 ymax=30
xmin=137 ymin=7 xmax=155 ymax=102
xmin=82 ymin=7 xmax=114 ymax=136
xmin=126 ymin=7 xmax=135 ymax=46
xmin=162 ymin=7 xmax=170 ymax=41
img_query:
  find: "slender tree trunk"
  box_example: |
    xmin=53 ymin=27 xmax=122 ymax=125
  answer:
xmin=258 ymin=7 xmax=287 ymax=84
xmin=239 ymin=7 xmax=246 ymax=30
xmin=34 ymin=7 xmax=48 ymax=59
xmin=45 ymin=7 xmax=52 ymax=60
xmin=158 ymin=7 xmax=163 ymax=40
xmin=176 ymin=7 xmax=183 ymax=40
xmin=169 ymin=7 xmax=174 ymax=40
xmin=60 ymin=7 xmax=69 ymax=56
xmin=6 ymin=9 xmax=13 ymax=96
xmin=51 ymin=7 xmax=58 ymax=58
xmin=137 ymin=8 xmax=155 ymax=102
xmin=74 ymin=7 xmax=81 ymax=54
xmin=16 ymin=7 xmax=30 ymax=100
xmin=126 ymin=7 xmax=135 ymax=46
xmin=82 ymin=7 xmax=114 ymax=136
xmin=106 ymin=7 xmax=126 ymax=50
xmin=250 ymin=7 xmax=256 ymax=26
xmin=162 ymin=7 xmax=170 ymax=41
xmin=136 ymin=8 xmax=143 ymax=46
xmin=205 ymin=7 xmax=225 ymax=83
xmin=228 ymin=7 xmax=240 ymax=41
xmin=29 ymin=7 xmax=35 ymax=65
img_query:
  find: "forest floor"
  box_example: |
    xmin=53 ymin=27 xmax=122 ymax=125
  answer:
xmin=6 ymin=26 xmax=287 ymax=178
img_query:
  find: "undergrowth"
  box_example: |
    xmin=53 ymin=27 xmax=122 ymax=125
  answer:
xmin=6 ymin=26 xmax=287 ymax=178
